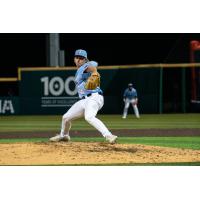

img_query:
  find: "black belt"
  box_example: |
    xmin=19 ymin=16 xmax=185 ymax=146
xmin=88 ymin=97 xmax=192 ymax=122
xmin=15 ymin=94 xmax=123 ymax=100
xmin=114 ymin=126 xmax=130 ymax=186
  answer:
xmin=81 ymin=92 xmax=103 ymax=99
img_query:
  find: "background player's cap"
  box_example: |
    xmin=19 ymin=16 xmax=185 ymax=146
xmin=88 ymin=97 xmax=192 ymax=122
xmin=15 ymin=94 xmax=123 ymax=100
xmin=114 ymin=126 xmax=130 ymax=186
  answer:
xmin=74 ymin=49 xmax=87 ymax=58
xmin=128 ymin=83 xmax=133 ymax=87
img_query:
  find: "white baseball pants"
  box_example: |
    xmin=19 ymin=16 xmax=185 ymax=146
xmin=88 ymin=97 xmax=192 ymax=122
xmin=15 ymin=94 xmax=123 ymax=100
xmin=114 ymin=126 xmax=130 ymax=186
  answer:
xmin=123 ymin=98 xmax=140 ymax=118
xmin=60 ymin=93 xmax=112 ymax=137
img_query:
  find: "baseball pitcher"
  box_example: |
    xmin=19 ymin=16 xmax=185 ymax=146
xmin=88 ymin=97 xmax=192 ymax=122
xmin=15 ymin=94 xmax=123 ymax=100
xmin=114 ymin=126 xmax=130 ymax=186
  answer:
xmin=122 ymin=83 xmax=140 ymax=119
xmin=50 ymin=49 xmax=118 ymax=143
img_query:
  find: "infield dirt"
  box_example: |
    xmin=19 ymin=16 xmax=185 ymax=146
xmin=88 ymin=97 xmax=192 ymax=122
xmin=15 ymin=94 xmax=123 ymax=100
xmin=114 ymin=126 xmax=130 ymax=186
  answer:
xmin=0 ymin=142 xmax=200 ymax=165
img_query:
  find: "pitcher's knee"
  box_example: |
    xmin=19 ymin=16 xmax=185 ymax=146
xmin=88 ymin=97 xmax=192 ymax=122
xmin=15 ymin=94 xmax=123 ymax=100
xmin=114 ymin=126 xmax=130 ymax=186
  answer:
xmin=62 ymin=114 xmax=70 ymax=123
xmin=85 ymin=115 xmax=94 ymax=124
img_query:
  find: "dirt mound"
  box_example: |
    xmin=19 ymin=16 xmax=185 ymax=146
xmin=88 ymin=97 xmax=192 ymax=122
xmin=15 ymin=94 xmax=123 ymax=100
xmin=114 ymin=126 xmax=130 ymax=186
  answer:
xmin=0 ymin=142 xmax=200 ymax=165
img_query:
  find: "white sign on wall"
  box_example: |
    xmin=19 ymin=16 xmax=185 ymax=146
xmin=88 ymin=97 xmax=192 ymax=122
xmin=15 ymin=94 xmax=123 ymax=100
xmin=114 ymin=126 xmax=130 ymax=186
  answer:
xmin=0 ymin=98 xmax=18 ymax=114
xmin=40 ymin=76 xmax=78 ymax=108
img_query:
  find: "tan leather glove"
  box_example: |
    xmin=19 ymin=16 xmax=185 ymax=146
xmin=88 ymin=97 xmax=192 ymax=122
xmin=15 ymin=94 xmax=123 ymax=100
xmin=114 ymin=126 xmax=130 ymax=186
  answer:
xmin=85 ymin=72 xmax=100 ymax=90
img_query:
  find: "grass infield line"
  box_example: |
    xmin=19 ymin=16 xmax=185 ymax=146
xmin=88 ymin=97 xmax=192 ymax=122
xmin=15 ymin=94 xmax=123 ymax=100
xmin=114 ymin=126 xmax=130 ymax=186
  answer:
xmin=0 ymin=137 xmax=200 ymax=150
xmin=1 ymin=114 xmax=200 ymax=133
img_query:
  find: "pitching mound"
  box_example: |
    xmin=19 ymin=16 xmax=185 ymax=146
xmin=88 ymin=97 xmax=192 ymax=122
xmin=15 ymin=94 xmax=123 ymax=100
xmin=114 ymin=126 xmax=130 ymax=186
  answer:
xmin=0 ymin=142 xmax=200 ymax=165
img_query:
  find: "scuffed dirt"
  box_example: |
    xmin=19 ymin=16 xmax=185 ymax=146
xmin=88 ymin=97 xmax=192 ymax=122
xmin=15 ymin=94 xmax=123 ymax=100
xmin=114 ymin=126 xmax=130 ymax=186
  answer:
xmin=0 ymin=142 xmax=200 ymax=165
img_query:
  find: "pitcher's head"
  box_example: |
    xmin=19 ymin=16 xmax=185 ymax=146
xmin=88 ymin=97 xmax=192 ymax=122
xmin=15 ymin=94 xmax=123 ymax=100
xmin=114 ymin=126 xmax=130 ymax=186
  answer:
xmin=74 ymin=49 xmax=88 ymax=67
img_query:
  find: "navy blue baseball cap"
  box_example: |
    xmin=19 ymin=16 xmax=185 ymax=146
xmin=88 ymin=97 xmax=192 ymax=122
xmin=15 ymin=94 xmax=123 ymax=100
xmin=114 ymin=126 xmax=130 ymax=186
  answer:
xmin=74 ymin=49 xmax=87 ymax=59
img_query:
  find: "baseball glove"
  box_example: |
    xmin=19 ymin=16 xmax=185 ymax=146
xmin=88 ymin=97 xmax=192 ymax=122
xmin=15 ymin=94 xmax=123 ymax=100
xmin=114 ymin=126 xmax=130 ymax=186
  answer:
xmin=85 ymin=72 xmax=100 ymax=90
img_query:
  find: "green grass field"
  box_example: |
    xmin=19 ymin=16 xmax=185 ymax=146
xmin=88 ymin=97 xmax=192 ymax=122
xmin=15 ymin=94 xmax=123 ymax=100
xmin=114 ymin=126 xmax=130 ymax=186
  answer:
xmin=0 ymin=113 xmax=200 ymax=132
xmin=0 ymin=114 xmax=200 ymax=149
xmin=0 ymin=114 xmax=200 ymax=165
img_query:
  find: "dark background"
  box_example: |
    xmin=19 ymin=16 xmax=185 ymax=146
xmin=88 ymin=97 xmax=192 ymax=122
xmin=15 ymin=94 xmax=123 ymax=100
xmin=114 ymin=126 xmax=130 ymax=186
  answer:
xmin=0 ymin=33 xmax=200 ymax=113
xmin=0 ymin=33 xmax=200 ymax=77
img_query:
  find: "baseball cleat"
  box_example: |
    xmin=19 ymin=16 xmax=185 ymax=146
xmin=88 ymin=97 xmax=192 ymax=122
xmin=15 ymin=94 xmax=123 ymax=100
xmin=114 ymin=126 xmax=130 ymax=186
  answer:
xmin=49 ymin=134 xmax=70 ymax=142
xmin=122 ymin=116 xmax=126 ymax=119
xmin=106 ymin=135 xmax=118 ymax=144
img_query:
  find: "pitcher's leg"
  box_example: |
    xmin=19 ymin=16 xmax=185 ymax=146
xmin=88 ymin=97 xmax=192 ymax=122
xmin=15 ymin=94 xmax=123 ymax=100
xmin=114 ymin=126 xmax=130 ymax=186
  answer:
xmin=60 ymin=100 xmax=84 ymax=136
xmin=84 ymin=99 xmax=112 ymax=138
xmin=50 ymin=100 xmax=85 ymax=142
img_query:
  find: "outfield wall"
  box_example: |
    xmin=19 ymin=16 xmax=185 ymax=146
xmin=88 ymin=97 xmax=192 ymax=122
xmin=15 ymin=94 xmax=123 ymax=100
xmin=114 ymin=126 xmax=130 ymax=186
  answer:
xmin=18 ymin=66 xmax=160 ymax=114
xmin=1 ymin=63 xmax=199 ymax=115
xmin=0 ymin=96 xmax=19 ymax=115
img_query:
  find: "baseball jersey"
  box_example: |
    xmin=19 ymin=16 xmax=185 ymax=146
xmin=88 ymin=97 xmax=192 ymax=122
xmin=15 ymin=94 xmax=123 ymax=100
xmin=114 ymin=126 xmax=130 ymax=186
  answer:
xmin=75 ymin=61 xmax=102 ymax=98
xmin=123 ymin=88 xmax=138 ymax=100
